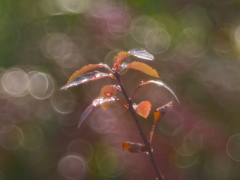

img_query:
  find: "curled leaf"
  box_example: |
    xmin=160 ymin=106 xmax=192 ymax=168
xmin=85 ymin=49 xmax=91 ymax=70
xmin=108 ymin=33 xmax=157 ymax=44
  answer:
xmin=67 ymin=64 xmax=112 ymax=84
xmin=133 ymin=101 xmax=152 ymax=118
xmin=78 ymin=96 xmax=118 ymax=128
xmin=155 ymin=101 xmax=173 ymax=122
xmin=150 ymin=101 xmax=173 ymax=143
xmin=122 ymin=142 xmax=147 ymax=153
xmin=133 ymin=80 xmax=179 ymax=103
xmin=61 ymin=71 xmax=114 ymax=90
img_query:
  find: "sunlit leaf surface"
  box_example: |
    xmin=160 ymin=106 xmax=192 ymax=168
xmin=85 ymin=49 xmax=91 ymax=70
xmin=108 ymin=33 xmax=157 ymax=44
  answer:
xmin=98 ymin=85 xmax=118 ymax=109
xmin=154 ymin=111 xmax=161 ymax=124
xmin=113 ymin=51 xmax=131 ymax=71
xmin=113 ymin=48 xmax=154 ymax=71
xmin=122 ymin=142 xmax=147 ymax=153
xmin=67 ymin=64 xmax=112 ymax=84
xmin=61 ymin=71 xmax=114 ymax=90
xmin=150 ymin=101 xmax=173 ymax=142
xmin=99 ymin=85 xmax=118 ymax=98
xmin=124 ymin=61 xmax=159 ymax=78
xmin=128 ymin=48 xmax=154 ymax=60
xmin=133 ymin=101 xmax=152 ymax=118
xmin=78 ymin=96 xmax=118 ymax=128
xmin=136 ymin=80 xmax=179 ymax=103
xmin=155 ymin=101 xmax=173 ymax=122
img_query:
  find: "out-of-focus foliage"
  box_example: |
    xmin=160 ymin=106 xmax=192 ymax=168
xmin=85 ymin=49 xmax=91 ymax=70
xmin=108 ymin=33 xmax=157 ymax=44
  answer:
xmin=1 ymin=0 xmax=240 ymax=180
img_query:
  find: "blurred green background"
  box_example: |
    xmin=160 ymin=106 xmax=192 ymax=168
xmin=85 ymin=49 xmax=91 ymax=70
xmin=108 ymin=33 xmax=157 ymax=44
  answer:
xmin=1 ymin=0 xmax=240 ymax=179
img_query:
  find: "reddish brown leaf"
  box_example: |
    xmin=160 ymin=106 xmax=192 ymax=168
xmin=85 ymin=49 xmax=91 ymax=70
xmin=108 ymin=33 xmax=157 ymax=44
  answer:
xmin=156 ymin=101 xmax=173 ymax=120
xmin=99 ymin=85 xmax=118 ymax=98
xmin=122 ymin=142 xmax=147 ymax=153
xmin=98 ymin=85 xmax=118 ymax=110
xmin=113 ymin=48 xmax=154 ymax=71
xmin=60 ymin=71 xmax=114 ymax=90
xmin=150 ymin=101 xmax=173 ymax=142
xmin=67 ymin=63 xmax=112 ymax=84
xmin=154 ymin=110 xmax=161 ymax=124
xmin=134 ymin=101 xmax=152 ymax=118
xmin=113 ymin=51 xmax=131 ymax=71
xmin=124 ymin=61 xmax=159 ymax=78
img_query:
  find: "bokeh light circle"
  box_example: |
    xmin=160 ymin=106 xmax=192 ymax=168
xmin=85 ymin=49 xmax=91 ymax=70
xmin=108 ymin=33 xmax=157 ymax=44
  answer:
xmin=0 ymin=126 xmax=24 ymax=150
xmin=67 ymin=139 xmax=94 ymax=161
xmin=2 ymin=68 xmax=28 ymax=97
xmin=226 ymin=133 xmax=240 ymax=162
xmin=96 ymin=148 xmax=125 ymax=178
xmin=58 ymin=0 xmax=89 ymax=14
xmin=87 ymin=109 xmax=118 ymax=134
xmin=87 ymin=0 xmax=113 ymax=18
xmin=145 ymin=28 xmax=171 ymax=54
xmin=172 ymin=127 xmax=199 ymax=156
xmin=0 ymin=113 xmax=15 ymax=134
xmin=51 ymin=90 xmax=76 ymax=114
xmin=58 ymin=154 xmax=86 ymax=179
xmin=173 ymin=153 xmax=199 ymax=169
xmin=28 ymin=71 xmax=55 ymax=99
xmin=20 ymin=125 xmax=44 ymax=151
xmin=130 ymin=15 xmax=158 ymax=44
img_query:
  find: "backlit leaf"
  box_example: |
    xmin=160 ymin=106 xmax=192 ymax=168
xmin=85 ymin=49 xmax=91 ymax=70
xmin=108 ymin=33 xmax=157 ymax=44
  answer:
xmin=78 ymin=96 xmax=118 ymax=128
xmin=128 ymin=48 xmax=154 ymax=60
xmin=124 ymin=61 xmax=159 ymax=78
xmin=98 ymin=85 xmax=118 ymax=110
xmin=113 ymin=48 xmax=154 ymax=71
xmin=154 ymin=110 xmax=161 ymax=124
xmin=122 ymin=142 xmax=147 ymax=153
xmin=113 ymin=51 xmax=131 ymax=71
xmin=134 ymin=101 xmax=152 ymax=118
xmin=60 ymin=71 xmax=114 ymax=90
xmin=155 ymin=101 xmax=173 ymax=122
xmin=150 ymin=101 xmax=173 ymax=142
xmin=133 ymin=80 xmax=179 ymax=103
xmin=99 ymin=85 xmax=118 ymax=98
xmin=67 ymin=63 xmax=112 ymax=84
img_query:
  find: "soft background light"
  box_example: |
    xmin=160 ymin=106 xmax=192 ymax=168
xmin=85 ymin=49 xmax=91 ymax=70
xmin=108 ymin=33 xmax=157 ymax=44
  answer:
xmin=0 ymin=0 xmax=240 ymax=180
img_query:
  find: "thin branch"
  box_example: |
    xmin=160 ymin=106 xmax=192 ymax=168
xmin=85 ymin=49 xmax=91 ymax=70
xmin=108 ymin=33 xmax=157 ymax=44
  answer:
xmin=114 ymin=72 xmax=164 ymax=180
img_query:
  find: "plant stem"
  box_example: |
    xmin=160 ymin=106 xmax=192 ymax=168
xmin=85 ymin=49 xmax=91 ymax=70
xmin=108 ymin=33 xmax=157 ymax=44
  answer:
xmin=114 ymin=72 xmax=164 ymax=180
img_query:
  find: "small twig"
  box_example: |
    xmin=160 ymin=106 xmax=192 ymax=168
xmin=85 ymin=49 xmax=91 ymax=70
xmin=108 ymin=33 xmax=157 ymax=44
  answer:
xmin=114 ymin=72 xmax=164 ymax=180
